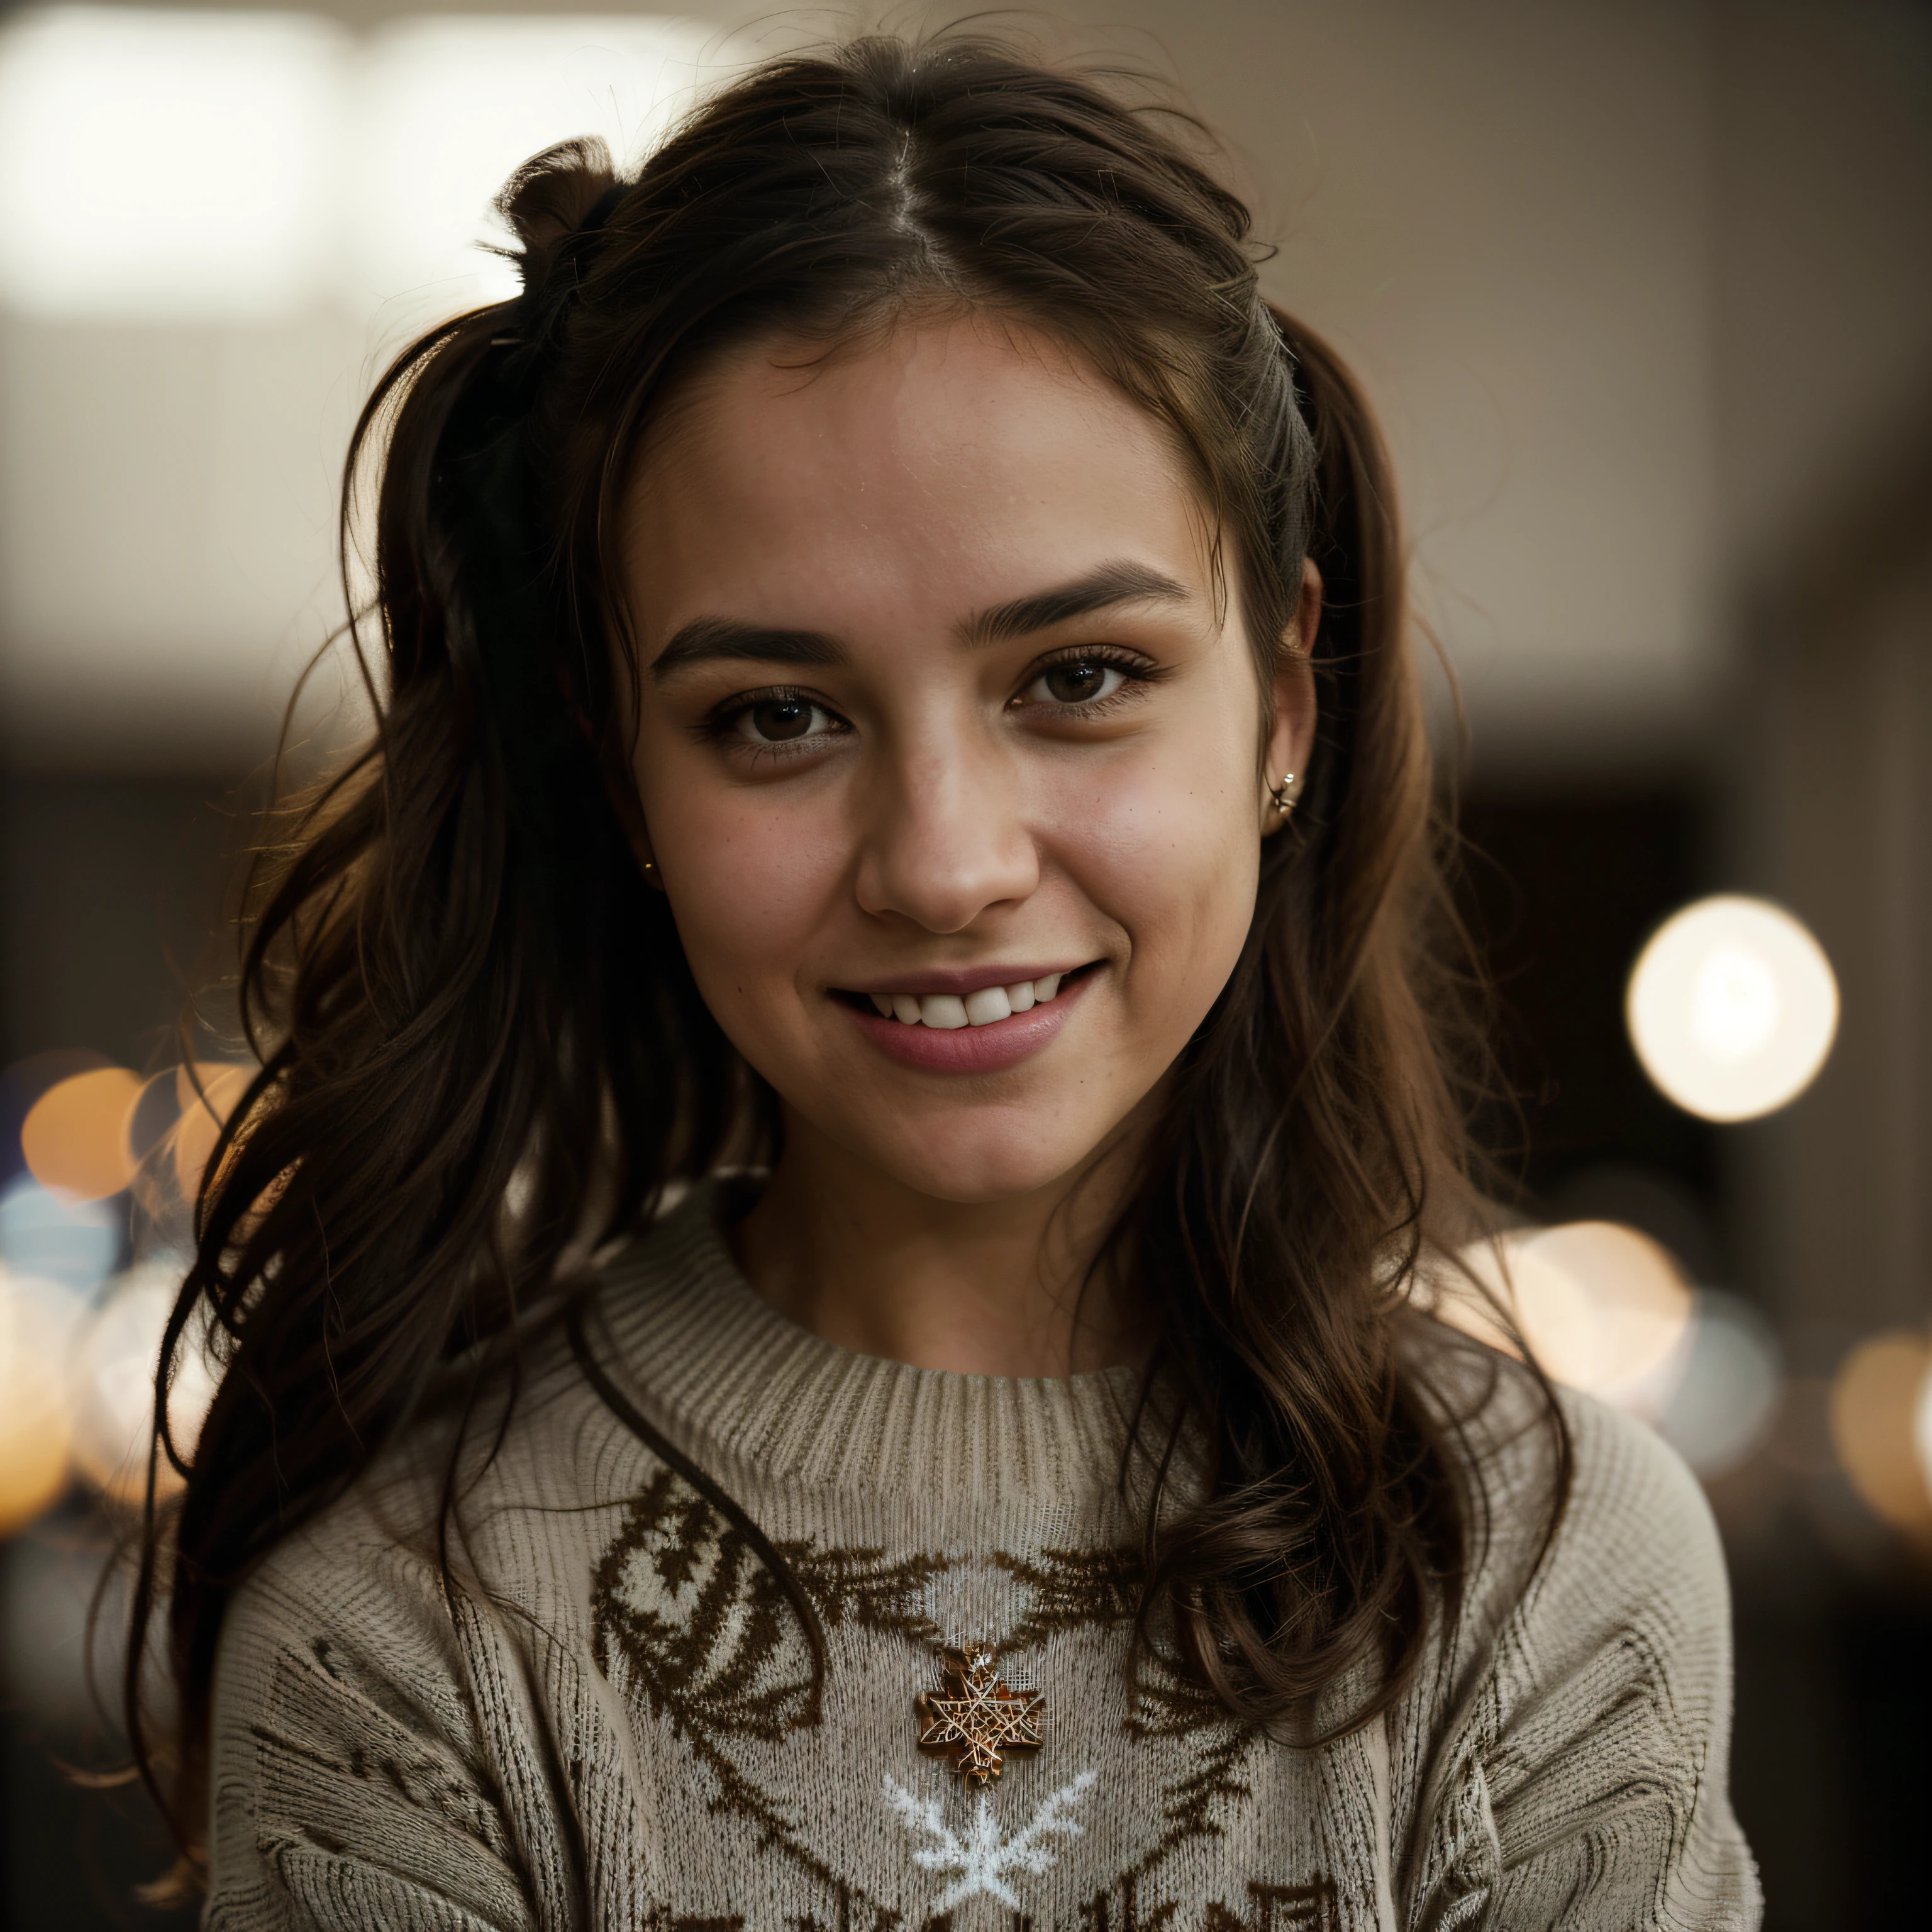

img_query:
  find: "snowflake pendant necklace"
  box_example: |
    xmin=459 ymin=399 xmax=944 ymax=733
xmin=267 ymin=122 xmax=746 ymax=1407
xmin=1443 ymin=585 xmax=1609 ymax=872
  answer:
xmin=915 ymin=1644 xmax=1043 ymax=1783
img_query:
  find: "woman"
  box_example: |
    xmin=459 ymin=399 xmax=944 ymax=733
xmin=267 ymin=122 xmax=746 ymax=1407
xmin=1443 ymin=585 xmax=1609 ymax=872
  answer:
xmin=140 ymin=31 xmax=1759 ymax=1929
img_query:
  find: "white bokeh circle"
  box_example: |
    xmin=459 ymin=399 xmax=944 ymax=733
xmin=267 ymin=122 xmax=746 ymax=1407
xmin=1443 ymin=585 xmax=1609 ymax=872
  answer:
xmin=1913 ymin=1355 xmax=1932 ymax=1509
xmin=1626 ymin=895 xmax=1838 ymax=1122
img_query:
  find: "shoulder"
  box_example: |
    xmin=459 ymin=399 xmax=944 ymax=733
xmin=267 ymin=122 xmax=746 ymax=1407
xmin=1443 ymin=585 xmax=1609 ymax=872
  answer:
xmin=1469 ymin=1363 xmax=1730 ymax=1679
xmin=1394 ymin=1343 xmax=1759 ymax=1925
xmin=1409 ymin=1326 xmax=1727 ymax=1660
xmin=213 ymin=1194 xmax=734 ymax=1674
xmin=211 ymin=1470 xmax=483 ymax=1809
xmin=1405 ymin=1331 xmax=1741 ymax=1813
xmin=205 ymin=1373 xmax=608 ymax=1926
xmin=1502 ymin=1387 xmax=1737 ymax=1784
xmin=1538 ymin=1387 xmax=1728 ymax=1626
xmin=210 ymin=1295 xmax=623 ymax=1745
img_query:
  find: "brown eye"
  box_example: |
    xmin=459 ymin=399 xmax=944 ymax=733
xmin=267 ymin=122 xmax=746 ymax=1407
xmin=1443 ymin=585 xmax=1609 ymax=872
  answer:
xmin=750 ymin=698 xmax=812 ymax=739
xmin=1021 ymin=658 xmax=1132 ymax=708
xmin=733 ymin=695 xmax=834 ymax=745
xmin=1045 ymin=660 xmax=1109 ymax=702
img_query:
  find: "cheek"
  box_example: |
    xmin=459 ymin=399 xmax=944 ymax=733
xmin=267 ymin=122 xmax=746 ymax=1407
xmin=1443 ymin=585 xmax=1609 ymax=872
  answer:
xmin=1046 ymin=735 xmax=1260 ymax=1016
xmin=639 ymin=766 xmax=847 ymax=1021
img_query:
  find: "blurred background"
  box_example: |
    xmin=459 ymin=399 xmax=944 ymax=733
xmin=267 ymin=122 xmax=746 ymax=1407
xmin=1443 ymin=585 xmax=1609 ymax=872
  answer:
xmin=1 ymin=0 xmax=1928 ymax=1923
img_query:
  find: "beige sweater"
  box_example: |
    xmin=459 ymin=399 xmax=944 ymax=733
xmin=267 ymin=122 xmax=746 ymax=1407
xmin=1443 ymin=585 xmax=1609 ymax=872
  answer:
xmin=206 ymin=1187 xmax=1762 ymax=1929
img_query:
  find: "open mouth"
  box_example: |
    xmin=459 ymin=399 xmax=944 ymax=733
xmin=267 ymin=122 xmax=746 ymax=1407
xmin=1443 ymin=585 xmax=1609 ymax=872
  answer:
xmin=831 ymin=961 xmax=1101 ymax=1031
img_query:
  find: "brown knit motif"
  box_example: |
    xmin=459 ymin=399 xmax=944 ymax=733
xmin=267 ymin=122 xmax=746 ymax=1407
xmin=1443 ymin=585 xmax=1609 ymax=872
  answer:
xmin=589 ymin=1458 xmax=1304 ymax=1927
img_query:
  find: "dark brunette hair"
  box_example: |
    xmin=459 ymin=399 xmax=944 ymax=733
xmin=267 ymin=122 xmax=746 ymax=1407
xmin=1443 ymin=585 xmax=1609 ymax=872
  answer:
xmin=131 ymin=28 xmax=1555 ymax=1874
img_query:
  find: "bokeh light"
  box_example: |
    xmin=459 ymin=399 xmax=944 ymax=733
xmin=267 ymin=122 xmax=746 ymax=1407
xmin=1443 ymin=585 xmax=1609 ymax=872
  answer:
xmin=1520 ymin=1221 xmax=1696 ymax=1413
xmin=1626 ymin=895 xmax=1838 ymax=1122
xmin=1445 ymin=1221 xmax=1696 ymax=1412
xmin=1829 ymin=1331 xmax=1932 ymax=1535
xmin=1650 ymin=1291 xmax=1782 ymax=1479
xmin=20 ymin=1063 xmax=142 ymax=1200
xmin=1915 ymin=1353 xmax=1932 ymax=1510
xmin=0 ymin=1170 xmax=121 ymax=1292
xmin=1446 ymin=1232 xmax=1601 ymax=1387
xmin=0 ymin=1263 xmax=77 ymax=1535
xmin=173 ymin=1062 xmax=255 ymax=1198
xmin=1440 ymin=1223 xmax=1784 ymax=1477
xmin=0 ymin=1052 xmax=243 ymax=1538
xmin=69 ymin=1262 xmax=215 ymax=1505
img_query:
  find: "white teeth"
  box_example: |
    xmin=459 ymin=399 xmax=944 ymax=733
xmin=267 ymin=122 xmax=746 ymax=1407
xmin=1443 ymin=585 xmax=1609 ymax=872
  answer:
xmin=865 ymin=972 xmax=1076 ymax=1028
xmin=963 ymin=985 xmax=1011 ymax=1026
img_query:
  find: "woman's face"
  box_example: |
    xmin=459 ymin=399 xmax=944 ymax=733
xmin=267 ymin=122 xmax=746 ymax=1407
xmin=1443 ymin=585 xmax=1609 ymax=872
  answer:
xmin=621 ymin=311 xmax=1313 ymax=1206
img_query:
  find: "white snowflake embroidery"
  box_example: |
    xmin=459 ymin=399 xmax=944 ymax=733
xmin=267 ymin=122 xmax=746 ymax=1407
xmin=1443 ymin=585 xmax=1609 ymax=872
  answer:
xmin=882 ymin=1768 xmax=1098 ymax=1911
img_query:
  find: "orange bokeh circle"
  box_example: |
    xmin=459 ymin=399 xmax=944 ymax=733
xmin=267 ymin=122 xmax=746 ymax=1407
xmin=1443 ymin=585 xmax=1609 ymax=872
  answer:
xmin=173 ymin=1063 xmax=255 ymax=1197
xmin=1830 ymin=1331 xmax=1932 ymax=1535
xmin=21 ymin=1066 xmax=143 ymax=1201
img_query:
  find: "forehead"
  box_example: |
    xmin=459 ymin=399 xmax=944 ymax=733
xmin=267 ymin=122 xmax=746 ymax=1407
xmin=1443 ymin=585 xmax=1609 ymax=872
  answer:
xmin=622 ymin=311 xmax=1219 ymax=631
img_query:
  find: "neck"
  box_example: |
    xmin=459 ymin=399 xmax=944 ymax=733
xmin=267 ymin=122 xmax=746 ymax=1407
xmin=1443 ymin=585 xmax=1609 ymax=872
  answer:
xmin=733 ymin=1119 xmax=1141 ymax=1377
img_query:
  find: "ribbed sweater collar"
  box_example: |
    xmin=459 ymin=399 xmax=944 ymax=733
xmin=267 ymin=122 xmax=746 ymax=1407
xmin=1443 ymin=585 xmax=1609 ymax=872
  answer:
xmin=591 ymin=1184 xmax=1144 ymax=1513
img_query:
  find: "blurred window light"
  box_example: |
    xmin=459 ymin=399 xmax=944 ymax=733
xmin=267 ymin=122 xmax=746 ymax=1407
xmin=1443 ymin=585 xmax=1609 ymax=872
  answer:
xmin=1626 ymin=894 xmax=1838 ymax=1122
xmin=20 ymin=1064 xmax=142 ymax=1201
xmin=0 ymin=10 xmax=710 ymax=328
xmin=0 ymin=7 xmax=348 ymax=322
xmin=350 ymin=15 xmax=710 ymax=321
xmin=1830 ymin=1330 xmax=1932 ymax=1536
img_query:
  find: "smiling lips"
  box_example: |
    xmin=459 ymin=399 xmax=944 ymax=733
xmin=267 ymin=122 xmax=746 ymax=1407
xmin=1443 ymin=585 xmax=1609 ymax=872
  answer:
xmin=865 ymin=972 xmax=1065 ymax=1030
xmin=841 ymin=967 xmax=1090 ymax=1074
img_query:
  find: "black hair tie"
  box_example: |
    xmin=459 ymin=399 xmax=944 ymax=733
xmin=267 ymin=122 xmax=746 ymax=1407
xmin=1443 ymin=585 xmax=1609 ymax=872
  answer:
xmin=579 ymin=180 xmax=631 ymax=235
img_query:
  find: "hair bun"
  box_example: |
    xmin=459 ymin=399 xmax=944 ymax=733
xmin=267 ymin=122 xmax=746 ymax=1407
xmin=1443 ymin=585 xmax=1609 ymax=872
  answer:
xmin=494 ymin=137 xmax=624 ymax=301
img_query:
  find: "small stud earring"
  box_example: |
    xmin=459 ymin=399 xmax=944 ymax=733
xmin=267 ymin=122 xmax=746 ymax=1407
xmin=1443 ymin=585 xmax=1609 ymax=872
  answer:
xmin=1268 ymin=772 xmax=1297 ymax=818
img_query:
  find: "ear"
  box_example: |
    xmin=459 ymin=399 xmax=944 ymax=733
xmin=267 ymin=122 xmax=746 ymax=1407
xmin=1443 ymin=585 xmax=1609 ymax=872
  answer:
xmin=597 ymin=733 xmax=669 ymax=892
xmin=1260 ymin=559 xmax=1321 ymax=836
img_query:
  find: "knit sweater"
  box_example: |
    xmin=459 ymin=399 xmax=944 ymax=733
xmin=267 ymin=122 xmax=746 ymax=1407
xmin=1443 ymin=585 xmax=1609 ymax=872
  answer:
xmin=205 ymin=1187 xmax=1762 ymax=1930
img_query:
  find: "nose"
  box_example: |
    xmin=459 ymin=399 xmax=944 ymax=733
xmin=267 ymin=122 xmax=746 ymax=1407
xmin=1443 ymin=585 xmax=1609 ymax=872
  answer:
xmin=853 ymin=733 xmax=1040 ymax=933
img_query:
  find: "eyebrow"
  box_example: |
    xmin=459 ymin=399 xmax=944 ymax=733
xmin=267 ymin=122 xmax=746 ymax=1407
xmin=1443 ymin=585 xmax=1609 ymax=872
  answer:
xmin=649 ymin=617 xmax=847 ymax=682
xmin=648 ymin=558 xmax=1194 ymax=682
xmin=962 ymin=560 xmax=1194 ymax=647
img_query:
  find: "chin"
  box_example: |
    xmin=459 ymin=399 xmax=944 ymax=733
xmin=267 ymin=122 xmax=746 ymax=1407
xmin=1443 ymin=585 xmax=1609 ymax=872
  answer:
xmin=860 ymin=1124 xmax=1094 ymax=1207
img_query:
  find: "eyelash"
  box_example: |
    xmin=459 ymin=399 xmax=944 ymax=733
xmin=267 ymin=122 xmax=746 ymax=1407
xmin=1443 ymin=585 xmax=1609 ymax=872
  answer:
xmin=697 ymin=685 xmax=848 ymax=760
xmin=696 ymin=645 xmax=1164 ymax=757
xmin=1011 ymin=643 xmax=1163 ymax=716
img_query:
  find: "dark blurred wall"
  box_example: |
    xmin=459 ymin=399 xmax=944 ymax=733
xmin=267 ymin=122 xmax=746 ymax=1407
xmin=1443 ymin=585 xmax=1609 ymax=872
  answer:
xmin=1460 ymin=791 xmax=1725 ymax=1255
xmin=0 ymin=772 xmax=241 ymax=1072
xmin=1712 ymin=0 xmax=1932 ymax=1348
